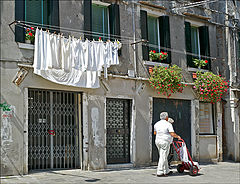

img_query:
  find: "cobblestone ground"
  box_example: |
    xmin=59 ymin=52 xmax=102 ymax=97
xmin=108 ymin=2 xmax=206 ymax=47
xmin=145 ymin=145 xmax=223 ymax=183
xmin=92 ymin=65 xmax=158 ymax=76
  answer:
xmin=1 ymin=162 xmax=239 ymax=184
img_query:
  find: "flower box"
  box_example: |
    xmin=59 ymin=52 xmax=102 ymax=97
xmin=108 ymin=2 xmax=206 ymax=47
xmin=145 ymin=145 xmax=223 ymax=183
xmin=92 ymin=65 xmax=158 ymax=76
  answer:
xmin=149 ymin=50 xmax=168 ymax=62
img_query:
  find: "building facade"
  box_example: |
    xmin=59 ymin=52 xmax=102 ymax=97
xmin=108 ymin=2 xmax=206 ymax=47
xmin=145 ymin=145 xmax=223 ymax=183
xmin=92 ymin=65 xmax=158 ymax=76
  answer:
xmin=0 ymin=0 xmax=239 ymax=176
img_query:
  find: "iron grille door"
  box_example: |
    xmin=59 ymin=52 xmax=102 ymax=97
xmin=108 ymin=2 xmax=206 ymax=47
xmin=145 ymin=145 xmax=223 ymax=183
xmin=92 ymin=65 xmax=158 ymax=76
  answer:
xmin=106 ymin=98 xmax=131 ymax=164
xmin=28 ymin=89 xmax=81 ymax=170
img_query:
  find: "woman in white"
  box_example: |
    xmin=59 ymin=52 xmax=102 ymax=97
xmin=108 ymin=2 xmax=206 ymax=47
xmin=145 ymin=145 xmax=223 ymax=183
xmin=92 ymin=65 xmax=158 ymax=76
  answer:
xmin=154 ymin=112 xmax=181 ymax=177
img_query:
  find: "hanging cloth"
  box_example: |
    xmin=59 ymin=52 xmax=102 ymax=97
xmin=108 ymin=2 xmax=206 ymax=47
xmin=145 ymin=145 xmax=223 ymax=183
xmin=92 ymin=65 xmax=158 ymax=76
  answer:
xmin=33 ymin=28 xmax=120 ymax=88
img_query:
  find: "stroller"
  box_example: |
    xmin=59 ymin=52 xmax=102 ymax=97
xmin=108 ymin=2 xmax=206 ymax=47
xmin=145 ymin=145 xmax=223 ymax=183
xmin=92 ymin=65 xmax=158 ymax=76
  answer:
xmin=172 ymin=139 xmax=200 ymax=176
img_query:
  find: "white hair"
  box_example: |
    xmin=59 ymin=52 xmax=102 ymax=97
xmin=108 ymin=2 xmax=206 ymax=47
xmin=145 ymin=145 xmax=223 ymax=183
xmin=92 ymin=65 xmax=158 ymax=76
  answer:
xmin=168 ymin=118 xmax=174 ymax=124
xmin=160 ymin=112 xmax=168 ymax=120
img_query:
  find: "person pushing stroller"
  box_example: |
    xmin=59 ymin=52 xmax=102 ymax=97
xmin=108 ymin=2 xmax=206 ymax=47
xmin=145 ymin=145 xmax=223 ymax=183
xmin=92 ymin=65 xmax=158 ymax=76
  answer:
xmin=154 ymin=112 xmax=181 ymax=177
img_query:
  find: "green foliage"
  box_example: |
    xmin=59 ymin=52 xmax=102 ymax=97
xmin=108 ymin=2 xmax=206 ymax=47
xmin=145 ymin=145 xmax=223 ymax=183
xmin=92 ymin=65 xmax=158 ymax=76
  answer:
xmin=149 ymin=50 xmax=168 ymax=61
xmin=25 ymin=27 xmax=35 ymax=42
xmin=193 ymin=72 xmax=229 ymax=103
xmin=149 ymin=65 xmax=187 ymax=97
xmin=193 ymin=58 xmax=208 ymax=69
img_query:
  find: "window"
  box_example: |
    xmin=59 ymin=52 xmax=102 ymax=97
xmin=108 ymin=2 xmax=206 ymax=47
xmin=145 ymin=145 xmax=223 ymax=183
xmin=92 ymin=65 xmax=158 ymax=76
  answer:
xmin=92 ymin=4 xmax=109 ymax=41
xmin=191 ymin=26 xmax=200 ymax=59
xmin=147 ymin=16 xmax=160 ymax=52
xmin=25 ymin=0 xmax=49 ymax=25
xmin=185 ymin=22 xmax=210 ymax=69
xmin=84 ymin=2 xmax=120 ymax=41
xmin=140 ymin=10 xmax=171 ymax=63
xmin=199 ymin=102 xmax=214 ymax=134
xmin=15 ymin=0 xmax=59 ymax=43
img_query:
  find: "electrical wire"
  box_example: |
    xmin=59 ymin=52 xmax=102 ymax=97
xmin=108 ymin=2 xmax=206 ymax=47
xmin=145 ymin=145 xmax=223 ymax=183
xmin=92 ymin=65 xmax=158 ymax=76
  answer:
xmin=15 ymin=23 xmax=220 ymax=60
xmin=16 ymin=20 xmax=134 ymax=42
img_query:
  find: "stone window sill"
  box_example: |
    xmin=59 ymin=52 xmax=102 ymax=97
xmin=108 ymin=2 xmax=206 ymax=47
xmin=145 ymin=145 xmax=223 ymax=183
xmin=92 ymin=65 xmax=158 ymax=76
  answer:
xmin=18 ymin=42 xmax=34 ymax=50
xmin=188 ymin=67 xmax=209 ymax=73
xmin=144 ymin=60 xmax=169 ymax=67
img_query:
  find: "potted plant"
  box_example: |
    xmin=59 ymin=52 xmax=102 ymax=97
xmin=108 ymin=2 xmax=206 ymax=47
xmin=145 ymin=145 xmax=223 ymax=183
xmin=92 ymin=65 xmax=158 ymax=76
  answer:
xmin=149 ymin=65 xmax=187 ymax=97
xmin=25 ymin=27 xmax=35 ymax=44
xmin=149 ymin=50 xmax=168 ymax=62
xmin=192 ymin=58 xmax=208 ymax=78
xmin=193 ymin=72 xmax=229 ymax=103
xmin=192 ymin=58 xmax=229 ymax=103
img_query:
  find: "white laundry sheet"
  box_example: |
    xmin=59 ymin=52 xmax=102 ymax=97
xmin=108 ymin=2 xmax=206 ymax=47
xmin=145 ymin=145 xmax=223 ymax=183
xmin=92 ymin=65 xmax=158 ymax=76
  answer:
xmin=33 ymin=28 xmax=121 ymax=88
xmin=178 ymin=142 xmax=200 ymax=170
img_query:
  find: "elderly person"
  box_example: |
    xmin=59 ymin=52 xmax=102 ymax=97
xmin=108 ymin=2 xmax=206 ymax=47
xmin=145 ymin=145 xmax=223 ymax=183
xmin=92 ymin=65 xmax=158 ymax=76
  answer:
xmin=154 ymin=112 xmax=181 ymax=177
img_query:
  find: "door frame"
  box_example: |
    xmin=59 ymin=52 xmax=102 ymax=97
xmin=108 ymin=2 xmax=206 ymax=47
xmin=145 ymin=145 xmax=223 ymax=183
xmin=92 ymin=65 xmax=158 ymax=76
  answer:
xmin=24 ymin=88 xmax=83 ymax=173
xmin=149 ymin=97 xmax=198 ymax=163
xmin=104 ymin=96 xmax=136 ymax=166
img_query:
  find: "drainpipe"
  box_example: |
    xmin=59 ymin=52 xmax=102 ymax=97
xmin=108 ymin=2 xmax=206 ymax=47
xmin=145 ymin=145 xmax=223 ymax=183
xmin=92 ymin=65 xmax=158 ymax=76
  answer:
xmin=132 ymin=1 xmax=137 ymax=77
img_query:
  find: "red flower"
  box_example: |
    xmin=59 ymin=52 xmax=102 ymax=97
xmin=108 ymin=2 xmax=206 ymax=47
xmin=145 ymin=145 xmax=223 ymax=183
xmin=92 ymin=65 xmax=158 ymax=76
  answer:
xmin=99 ymin=37 xmax=101 ymax=40
xmin=31 ymin=27 xmax=34 ymax=30
xmin=205 ymin=60 xmax=208 ymax=63
xmin=29 ymin=33 xmax=33 ymax=36
xmin=27 ymin=28 xmax=30 ymax=31
xmin=160 ymin=55 xmax=162 ymax=58
xmin=153 ymin=50 xmax=156 ymax=53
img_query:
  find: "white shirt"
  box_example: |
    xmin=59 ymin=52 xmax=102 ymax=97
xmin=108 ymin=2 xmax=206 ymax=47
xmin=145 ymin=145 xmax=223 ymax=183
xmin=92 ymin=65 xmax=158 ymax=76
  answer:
xmin=154 ymin=120 xmax=174 ymax=143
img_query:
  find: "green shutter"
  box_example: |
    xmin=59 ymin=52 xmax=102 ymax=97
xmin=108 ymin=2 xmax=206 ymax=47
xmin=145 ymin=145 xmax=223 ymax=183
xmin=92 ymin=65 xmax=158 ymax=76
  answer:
xmin=84 ymin=0 xmax=92 ymax=40
xmin=109 ymin=4 xmax=120 ymax=40
xmin=140 ymin=10 xmax=149 ymax=61
xmin=199 ymin=26 xmax=210 ymax=70
xmin=49 ymin=0 xmax=59 ymax=30
xmin=15 ymin=0 xmax=25 ymax=42
xmin=25 ymin=0 xmax=42 ymax=24
xmin=185 ymin=21 xmax=193 ymax=67
xmin=159 ymin=16 xmax=171 ymax=64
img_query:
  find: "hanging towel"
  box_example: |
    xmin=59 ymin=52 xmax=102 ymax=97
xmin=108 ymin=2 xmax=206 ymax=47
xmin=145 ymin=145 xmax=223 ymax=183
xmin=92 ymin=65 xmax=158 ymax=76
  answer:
xmin=33 ymin=28 xmax=120 ymax=88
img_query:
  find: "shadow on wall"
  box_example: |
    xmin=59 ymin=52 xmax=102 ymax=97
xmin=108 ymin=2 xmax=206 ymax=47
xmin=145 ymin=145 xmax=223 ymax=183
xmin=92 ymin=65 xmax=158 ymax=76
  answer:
xmin=0 ymin=94 xmax=24 ymax=176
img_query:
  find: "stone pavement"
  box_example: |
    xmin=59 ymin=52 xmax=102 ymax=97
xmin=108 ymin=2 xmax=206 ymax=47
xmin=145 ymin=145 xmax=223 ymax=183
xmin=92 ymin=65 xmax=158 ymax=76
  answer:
xmin=1 ymin=162 xmax=239 ymax=184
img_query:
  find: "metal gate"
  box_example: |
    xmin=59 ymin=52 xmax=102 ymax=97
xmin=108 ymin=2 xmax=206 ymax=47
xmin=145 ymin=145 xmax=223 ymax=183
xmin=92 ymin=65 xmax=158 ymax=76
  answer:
xmin=106 ymin=98 xmax=131 ymax=164
xmin=28 ymin=89 xmax=81 ymax=170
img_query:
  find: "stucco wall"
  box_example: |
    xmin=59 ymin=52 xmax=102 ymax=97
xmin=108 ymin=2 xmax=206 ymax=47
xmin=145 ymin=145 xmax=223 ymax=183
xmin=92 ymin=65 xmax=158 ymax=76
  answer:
xmin=199 ymin=136 xmax=217 ymax=162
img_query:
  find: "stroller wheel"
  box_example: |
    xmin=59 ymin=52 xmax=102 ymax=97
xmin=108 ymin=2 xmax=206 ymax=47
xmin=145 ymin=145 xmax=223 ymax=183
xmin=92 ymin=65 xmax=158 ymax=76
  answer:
xmin=177 ymin=164 xmax=184 ymax=173
xmin=190 ymin=166 xmax=198 ymax=176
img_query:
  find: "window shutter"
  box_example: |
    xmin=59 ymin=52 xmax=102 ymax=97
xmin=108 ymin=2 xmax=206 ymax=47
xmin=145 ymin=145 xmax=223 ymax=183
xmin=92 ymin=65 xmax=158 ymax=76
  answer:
xmin=109 ymin=4 xmax=120 ymax=41
xmin=25 ymin=0 xmax=42 ymax=24
xmin=185 ymin=21 xmax=193 ymax=67
xmin=15 ymin=0 xmax=25 ymax=42
xmin=159 ymin=16 xmax=171 ymax=64
xmin=199 ymin=26 xmax=211 ymax=70
xmin=49 ymin=0 xmax=60 ymax=31
xmin=84 ymin=0 xmax=92 ymax=40
xmin=109 ymin=3 xmax=121 ymax=55
xmin=140 ymin=10 xmax=149 ymax=61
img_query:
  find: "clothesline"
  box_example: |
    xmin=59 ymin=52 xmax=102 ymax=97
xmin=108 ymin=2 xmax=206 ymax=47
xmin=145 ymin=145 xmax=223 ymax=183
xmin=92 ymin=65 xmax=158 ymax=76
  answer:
xmin=15 ymin=20 xmax=134 ymax=43
xmin=15 ymin=21 xmax=220 ymax=61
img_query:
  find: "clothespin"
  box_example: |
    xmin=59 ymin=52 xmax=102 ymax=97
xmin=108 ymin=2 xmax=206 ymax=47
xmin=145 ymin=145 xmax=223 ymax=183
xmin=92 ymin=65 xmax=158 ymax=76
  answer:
xmin=61 ymin=33 xmax=63 ymax=37
xmin=80 ymin=36 xmax=82 ymax=40
xmin=54 ymin=31 xmax=56 ymax=34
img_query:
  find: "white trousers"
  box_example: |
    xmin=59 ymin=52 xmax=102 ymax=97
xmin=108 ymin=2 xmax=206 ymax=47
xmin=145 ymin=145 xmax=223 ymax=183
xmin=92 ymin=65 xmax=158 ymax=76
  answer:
xmin=155 ymin=141 xmax=171 ymax=175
